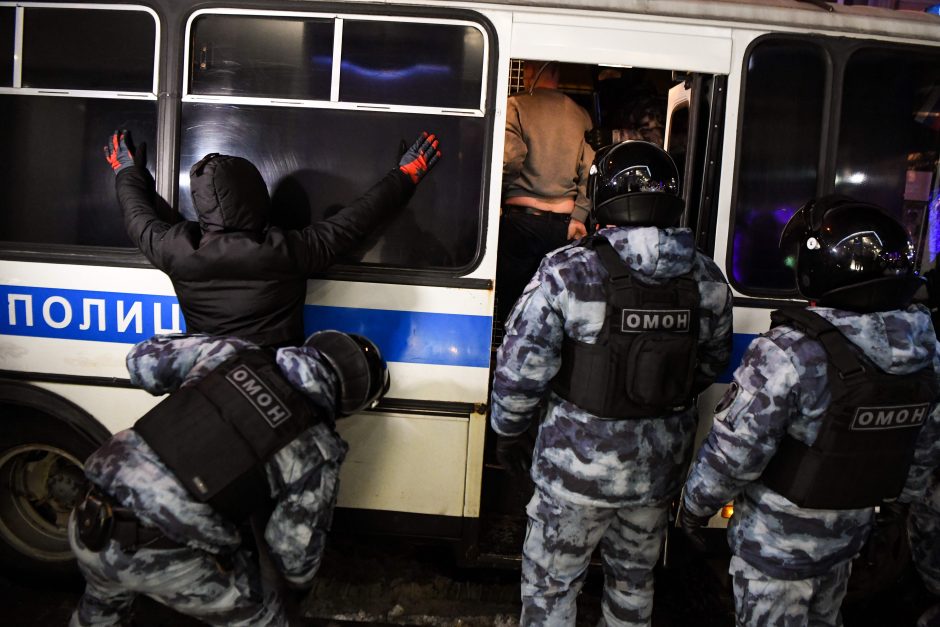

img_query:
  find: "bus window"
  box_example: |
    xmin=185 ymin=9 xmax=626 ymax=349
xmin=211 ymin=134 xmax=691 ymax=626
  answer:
xmin=836 ymin=47 xmax=940 ymax=267
xmin=730 ymin=36 xmax=940 ymax=297
xmin=190 ymin=14 xmax=333 ymax=100
xmin=181 ymin=11 xmax=490 ymax=273
xmin=731 ymin=38 xmax=826 ymax=293
xmin=0 ymin=7 xmax=12 ymax=87
xmin=0 ymin=6 xmax=158 ymax=250
xmin=22 ymin=8 xmax=154 ymax=91
xmin=339 ymin=20 xmax=485 ymax=109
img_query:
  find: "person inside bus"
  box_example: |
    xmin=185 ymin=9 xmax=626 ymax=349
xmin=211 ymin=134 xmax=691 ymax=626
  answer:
xmin=583 ymin=67 xmax=667 ymax=151
xmin=490 ymin=140 xmax=733 ymax=626
xmin=679 ymin=196 xmax=940 ymax=627
xmin=103 ymin=129 xmax=441 ymax=347
xmin=68 ymin=329 xmax=389 ymax=627
xmin=497 ymin=60 xmax=595 ymax=323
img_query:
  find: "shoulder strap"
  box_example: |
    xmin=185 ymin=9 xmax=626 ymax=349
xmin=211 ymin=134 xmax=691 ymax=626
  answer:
xmin=770 ymin=308 xmax=865 ymax=380
xmin=588 ymin=235 xmax=632 ymax=282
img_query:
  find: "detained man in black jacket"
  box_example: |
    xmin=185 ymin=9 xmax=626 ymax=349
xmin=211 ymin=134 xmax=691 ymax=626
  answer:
xmin=104 ymin=130 xmax=441 ymax=347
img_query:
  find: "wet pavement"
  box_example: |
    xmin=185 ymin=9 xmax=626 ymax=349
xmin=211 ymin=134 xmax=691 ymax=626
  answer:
xmin=2 ymin=531 xmax=937 ymax=626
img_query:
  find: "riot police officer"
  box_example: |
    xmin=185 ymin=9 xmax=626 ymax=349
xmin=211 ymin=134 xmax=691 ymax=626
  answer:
xmin=680 ymin=196 xmax=940 ymax=626
xmin=490 ymin=140 xmax=733 ymax=626
xmin=68 ymin=331 xmax=389 ymax=626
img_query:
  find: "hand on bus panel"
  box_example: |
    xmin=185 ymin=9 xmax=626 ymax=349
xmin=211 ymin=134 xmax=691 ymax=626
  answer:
xmin=398 ymin=132 xmax=441 ymax=185
xmin=104 ymin=129 xmax=145 ymax=174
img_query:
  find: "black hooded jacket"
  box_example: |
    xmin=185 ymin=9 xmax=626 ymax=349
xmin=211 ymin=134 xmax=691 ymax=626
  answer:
xmin=116 ymin=157 xmax=414 ymax=347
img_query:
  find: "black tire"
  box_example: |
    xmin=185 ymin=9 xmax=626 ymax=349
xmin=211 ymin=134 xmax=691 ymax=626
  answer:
xmin=0 ymin=408 xmax=99 ymax=584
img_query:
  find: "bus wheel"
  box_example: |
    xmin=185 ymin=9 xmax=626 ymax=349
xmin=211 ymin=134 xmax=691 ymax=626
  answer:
xmin=0 ymin=413 xmax=95 ymax=583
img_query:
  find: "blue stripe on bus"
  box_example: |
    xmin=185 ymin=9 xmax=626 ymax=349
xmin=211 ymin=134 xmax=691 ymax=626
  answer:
xmin=303 ymin=305 xmax=492 ymax=369
xmin=0 ymin=283 xmax=755 ymax=375
xmin=0 ymin=285 xmax=493 ymax=369
xmin=0 ymin=285 xmax=183 ymax=344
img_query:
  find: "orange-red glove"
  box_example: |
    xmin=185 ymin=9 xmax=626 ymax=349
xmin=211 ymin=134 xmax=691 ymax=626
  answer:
xmin=398 ymin=132 xmax=441 ymax=185
xmin=103 ymin=129 xmax=143 ymax=174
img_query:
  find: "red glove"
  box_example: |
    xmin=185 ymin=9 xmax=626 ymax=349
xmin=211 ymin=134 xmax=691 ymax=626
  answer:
xmin=103 ymin=129 xmax=144 ymax=174
xmin=398 ymin=132 xmax=441 ymax=185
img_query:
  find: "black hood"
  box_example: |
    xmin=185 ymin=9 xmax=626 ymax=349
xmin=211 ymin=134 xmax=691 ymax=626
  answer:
xmin=190 ymin=154 xmax=271 ymax=233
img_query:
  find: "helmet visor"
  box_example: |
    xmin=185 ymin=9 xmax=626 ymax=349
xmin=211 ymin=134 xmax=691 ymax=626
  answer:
xmin=593 ymin=141 xmax=680 ymax=209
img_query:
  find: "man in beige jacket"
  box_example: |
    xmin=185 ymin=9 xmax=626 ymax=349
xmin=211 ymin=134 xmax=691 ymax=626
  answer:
xmin=497 ymin=61 xmax=595 ymax=323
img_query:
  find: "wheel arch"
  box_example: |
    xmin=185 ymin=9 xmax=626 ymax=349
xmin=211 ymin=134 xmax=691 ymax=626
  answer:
xmin=0 ymin=380 xmax=110 ymax=447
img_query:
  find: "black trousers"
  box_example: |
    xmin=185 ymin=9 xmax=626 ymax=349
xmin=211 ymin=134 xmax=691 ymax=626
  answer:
xmin=495 ymin=210 xmax=569 ymax=324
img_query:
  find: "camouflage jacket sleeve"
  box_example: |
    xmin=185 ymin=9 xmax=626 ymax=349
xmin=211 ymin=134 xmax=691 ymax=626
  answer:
xmin=265 ymin=346 xmax=346 ymax=584
xmin=901 ymin=346 xmax=940 ymax=503
xmin=682 ymin=335 xmax=801 ymax=517
xmin=693 ymin=259 xmax=734 ymax=394
xmin=264 ymin=424 xmax=348 ymax=585
xmin=490 ymin=262 xmax=566 ymax=436
xmin=275 ymin=346 xmax=340 ymax=419
xmin=125 ymin=334 xmax=254 ymax=395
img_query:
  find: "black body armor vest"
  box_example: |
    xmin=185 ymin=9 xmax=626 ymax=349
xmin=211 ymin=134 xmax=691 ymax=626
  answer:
xmin=134 ymin=349 xmax=316 ymax=522
xmin=551 ymin=236 xmax=700 ymax=418
xmin=760 ymin=308 xmax=938 ymax=509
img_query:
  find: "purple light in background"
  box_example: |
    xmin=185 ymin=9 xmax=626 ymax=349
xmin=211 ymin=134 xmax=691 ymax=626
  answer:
xmin=927 ymin=192 xmax=940 ymax=262
xmin=730 ymin=204 xmax=797 ymax=284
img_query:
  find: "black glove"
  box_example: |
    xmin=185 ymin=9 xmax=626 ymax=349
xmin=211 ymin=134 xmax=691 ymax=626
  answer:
xmin=496 ymin=433 xmax=534 ymax=478
xmin=103 ymin=129 xmax=145 ymax=174
xmin=678 ymin=502 xmax=711 ymax=534
xmin=584 ymin=127 xmax=613 ymax=151
xmin=398 ymin=132 xmax=441 ymax=185
xmin=677 ymin=502 xmax=711 ymax=553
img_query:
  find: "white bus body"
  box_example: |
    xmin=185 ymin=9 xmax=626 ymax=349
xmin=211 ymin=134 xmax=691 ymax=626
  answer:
xmin=0 ymin=0 xmax=937 ymax=578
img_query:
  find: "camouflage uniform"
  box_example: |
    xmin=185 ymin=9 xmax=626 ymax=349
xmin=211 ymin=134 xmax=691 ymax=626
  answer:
xmin=69 ymin=334 xmax=348 ymax=627
xmin=911 ymin=470 xmax=940 ymax=596
xmin=682 ymin=305 xmax=940 ymax=627
xmin=491 ymin=226 xmax=733 ymax=626
xmin=911 ymin=469 xmax=940 ymax=627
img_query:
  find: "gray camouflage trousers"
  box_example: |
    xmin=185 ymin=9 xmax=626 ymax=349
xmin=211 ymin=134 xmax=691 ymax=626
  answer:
xmin=729 ymin=555 xmax=851 ymax=627
xmin=68 ymin=514 xmax=286 ymax=626
xmin=521 ymin=487 xmax=668 ymax=627
xmin=911 ymin=501 xmax=940 ymax=596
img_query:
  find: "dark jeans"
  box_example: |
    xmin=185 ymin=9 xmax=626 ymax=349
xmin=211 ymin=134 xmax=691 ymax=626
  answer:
xmin=495 ymin=211 xmax=569 ymax=323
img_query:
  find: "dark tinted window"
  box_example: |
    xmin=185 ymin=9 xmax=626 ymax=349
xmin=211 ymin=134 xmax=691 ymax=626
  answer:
xmin=837 ymin=48 xmax=940 ymax=261
xmin=340 ymin=21 xmax=484 ymax=109
xmin=180 ymin=103 xmax=484 ymax=269
xmin=0 ymin=96 xmax=157 ymax=247
xmin=190 ymin=15 xmax=333 ymax=100
xmin=732 ymin=40 xmax=826 ymax=291
xmin=22 ymin=8 xmax=155 ymax=91
xmin=0 ymin=7 xmax=13 ymax=87
xmin=667 ymin=104 xmax=689 ymax=184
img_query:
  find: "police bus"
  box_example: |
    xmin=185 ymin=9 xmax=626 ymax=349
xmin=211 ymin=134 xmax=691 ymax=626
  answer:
xmin=0 ymin=0 xmax=937 ymax=585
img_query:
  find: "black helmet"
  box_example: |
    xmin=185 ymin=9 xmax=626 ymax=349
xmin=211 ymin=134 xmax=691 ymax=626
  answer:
xmin=779 ymin=195 xmax=922 ymax=312
xmin=304 ymin=330 xmax=390 ymax=416
xmin=588 ymin=140 xmax=683 ymax=228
